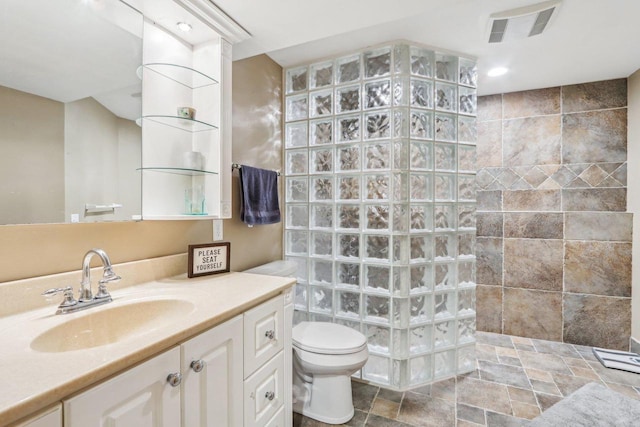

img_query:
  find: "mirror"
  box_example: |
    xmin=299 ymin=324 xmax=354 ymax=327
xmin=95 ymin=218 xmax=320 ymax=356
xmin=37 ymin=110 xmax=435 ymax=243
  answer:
xmin=0 ymin=0 xmax=143 ymax=225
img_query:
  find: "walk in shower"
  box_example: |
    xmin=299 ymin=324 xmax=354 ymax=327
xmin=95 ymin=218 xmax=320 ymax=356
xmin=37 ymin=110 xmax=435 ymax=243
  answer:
xmin=284 ymin=42 xmax=477 ymax=389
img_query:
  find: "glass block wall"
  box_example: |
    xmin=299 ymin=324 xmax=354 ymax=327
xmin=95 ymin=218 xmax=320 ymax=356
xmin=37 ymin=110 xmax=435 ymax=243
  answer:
xmin=284 ymin=43 xmax=477 ymax=390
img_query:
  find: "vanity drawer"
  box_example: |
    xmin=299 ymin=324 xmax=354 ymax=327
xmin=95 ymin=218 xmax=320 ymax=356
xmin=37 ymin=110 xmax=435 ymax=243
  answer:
xmin=244 ymin=295 xmax=284 ymax=376
xmin=243 ymin=351 xmax=284 ymax=427
xmin=264 ymin=406 xmax=285 ymax=427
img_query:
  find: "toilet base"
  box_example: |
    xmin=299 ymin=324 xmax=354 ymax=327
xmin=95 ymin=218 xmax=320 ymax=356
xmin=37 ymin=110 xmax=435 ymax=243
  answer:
xmin=293 ymin=374 xmax=355 ymax=424
xmin=294 ymin=406 xmax=354 ymax=425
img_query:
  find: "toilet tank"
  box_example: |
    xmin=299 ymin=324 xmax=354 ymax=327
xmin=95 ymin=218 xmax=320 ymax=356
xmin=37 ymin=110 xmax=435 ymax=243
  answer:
xmin=243 ymin=260 xmax=297 ymax=277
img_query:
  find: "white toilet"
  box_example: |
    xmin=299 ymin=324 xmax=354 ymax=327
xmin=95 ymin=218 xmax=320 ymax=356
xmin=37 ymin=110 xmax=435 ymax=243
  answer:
xmin=244 ymin=261 xmax=369 ymax=425
xmin=292 ymin=321 xmax=368 ymax=424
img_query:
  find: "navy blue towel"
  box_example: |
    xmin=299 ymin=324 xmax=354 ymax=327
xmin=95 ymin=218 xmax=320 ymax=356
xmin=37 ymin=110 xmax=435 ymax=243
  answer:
xmin=239 ymin=165 xmax=281 ymax=225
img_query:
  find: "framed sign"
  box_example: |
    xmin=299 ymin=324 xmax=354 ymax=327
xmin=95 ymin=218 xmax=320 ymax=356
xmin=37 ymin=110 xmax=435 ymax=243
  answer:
xmin=188 ymin=242 xmax=230 ymax=278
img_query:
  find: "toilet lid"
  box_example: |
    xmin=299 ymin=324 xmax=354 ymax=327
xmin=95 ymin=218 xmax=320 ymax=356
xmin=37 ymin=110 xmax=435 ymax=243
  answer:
xmin=292 ymin=322 xmax=367 ymax=355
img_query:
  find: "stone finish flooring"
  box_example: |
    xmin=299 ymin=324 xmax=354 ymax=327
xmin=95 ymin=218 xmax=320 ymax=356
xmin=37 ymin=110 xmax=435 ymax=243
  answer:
xmin=293 ymin=332 xmax=640 ymax=426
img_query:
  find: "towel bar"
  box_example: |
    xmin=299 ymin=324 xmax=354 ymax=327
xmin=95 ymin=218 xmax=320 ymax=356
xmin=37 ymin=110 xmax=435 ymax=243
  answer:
xmin=85 ymin=203 xmax=123 ymax=213
xmin=231 ymin=163 xmax=281 ymax=176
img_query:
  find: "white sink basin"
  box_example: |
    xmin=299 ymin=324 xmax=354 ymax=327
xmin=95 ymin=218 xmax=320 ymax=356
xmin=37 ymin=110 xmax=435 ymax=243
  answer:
xmin=30 ymin=298 xmax=195 ymax=353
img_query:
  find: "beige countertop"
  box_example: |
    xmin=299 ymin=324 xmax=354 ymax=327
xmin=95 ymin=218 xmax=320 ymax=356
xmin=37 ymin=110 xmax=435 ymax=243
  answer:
xmin=0 ymin=271 xmax=295 ymax=426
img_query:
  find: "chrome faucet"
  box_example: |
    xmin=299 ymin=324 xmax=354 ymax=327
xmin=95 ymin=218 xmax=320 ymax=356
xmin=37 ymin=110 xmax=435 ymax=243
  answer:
xmin=79 ymin=248 xmax=121 ymax=301
xmin=42 ymin=248 xmax=121 ymax=314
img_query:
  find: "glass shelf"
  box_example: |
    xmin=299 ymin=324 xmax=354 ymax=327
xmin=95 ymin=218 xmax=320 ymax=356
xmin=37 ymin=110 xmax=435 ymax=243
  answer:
xmin=137 ymin=167 xmax=218 ymax=176
xmin=143 ymin=214 xmax=221 ymax=220
xmin=137 ymin=63 xmax=218 ymax=89
xmin=138 ymin=115 xmax=218 ymax=133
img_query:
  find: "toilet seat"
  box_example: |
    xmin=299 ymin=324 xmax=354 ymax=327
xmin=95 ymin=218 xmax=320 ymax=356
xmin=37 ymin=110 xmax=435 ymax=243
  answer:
xmin=292 ymin=322 xmax=367 ymax=355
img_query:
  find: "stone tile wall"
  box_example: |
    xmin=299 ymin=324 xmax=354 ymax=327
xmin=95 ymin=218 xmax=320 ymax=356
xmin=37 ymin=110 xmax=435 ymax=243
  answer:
xmin=476 ymin=79 xmax=632 ymax=350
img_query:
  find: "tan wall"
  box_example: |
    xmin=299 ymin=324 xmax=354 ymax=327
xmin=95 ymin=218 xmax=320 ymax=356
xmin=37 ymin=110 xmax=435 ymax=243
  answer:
xmin=0 ymin=88 xmax=141 ymax=225
xmin=0 ymin=54 xmax=283 ymax=282
xmin=225 ymin=54 xmax=284 ymax=272
xmin=0 ymin=221 xmax=211 ymax=282
xmin=628 ymin=69 xmax=640 ymax=343
xmin=65 ymin=97 xmax=141 ymax=222
xmin=0 ymin=86 xmax=65 ymax=224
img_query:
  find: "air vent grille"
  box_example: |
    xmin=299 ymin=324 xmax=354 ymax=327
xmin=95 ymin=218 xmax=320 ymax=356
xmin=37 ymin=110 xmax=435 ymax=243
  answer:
xmin=529 ymin=7 xmax=555 ymax=36
xmin=489 ymin=19 xmax=508 ymax=43
xmin=488 ymin=0 xmax=560 ymax=43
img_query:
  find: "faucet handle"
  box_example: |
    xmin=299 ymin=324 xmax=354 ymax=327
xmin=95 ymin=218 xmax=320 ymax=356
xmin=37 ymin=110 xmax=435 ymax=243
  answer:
xmin=95 ymin=282 xmax=111 ymax=300
xmin=95 ymin=267 xmax=120 ymax=300
xmin=42 ymin=286 xmax=78 ymax=308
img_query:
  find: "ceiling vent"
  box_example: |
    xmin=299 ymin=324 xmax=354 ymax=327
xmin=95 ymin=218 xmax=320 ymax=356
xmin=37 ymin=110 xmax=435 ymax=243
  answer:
xmin=488 ymin=0 xmax=561 ymax=43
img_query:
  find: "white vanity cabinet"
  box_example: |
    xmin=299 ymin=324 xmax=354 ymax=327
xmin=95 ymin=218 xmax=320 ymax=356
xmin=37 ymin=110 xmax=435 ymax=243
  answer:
xmin=181 ymin=315 xmax=243 ymax=426
xmin=244 ymin=296 xmax=284 ymax=374
xmin=243 ymin=289 xmax=293 ymax=427
xmin=63 ymin=293 xmax=291 ymax=427
xmin=243 ymin=296 xmax=285 ymax=427
xmin=283 ymin=287 xmax=294 ymax=427
xmin=13 ymin=405 xmax=62 ymax=427
xmin=63 ymin=347 xmax=181 ymax=426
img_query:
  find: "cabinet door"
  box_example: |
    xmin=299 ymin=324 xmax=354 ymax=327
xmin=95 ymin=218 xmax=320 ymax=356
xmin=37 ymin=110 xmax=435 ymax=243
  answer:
xmin=64 ymin=348 xmax=181 ymax=427
xmin=243 ymin=351 xmax=284 ymax=427
xmin=283 ymin=290 xmax=294 ymax=427
xmin=181 ymin=315 xmax=243 ymax=427
xmin=14 ymin=404 xmax=61 ymax=427
xmin=244 ymin=296 xmax=284 ymax=377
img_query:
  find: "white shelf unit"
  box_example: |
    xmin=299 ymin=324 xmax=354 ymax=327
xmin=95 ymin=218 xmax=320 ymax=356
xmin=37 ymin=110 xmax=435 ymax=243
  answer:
xmin=140 ymin=22 xmax=232 ymax=219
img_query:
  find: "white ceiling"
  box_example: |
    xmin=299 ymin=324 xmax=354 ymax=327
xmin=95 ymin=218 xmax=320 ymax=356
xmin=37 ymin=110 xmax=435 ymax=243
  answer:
xmin=0 ymin=0 xmax=142 ymax=120
xmin=213 ymin=0 xmax=640 ymax=95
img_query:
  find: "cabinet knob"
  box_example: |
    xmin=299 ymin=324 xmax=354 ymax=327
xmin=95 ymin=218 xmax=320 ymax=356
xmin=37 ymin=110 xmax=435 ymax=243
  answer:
xmin=166 ymin=372 xmax=182 ymax=387
xmin=264 ymin=330 xmax=275 ymax=340
xmin=265 ymin=391 xmax=275 ymax=401
xmin=190 ymin=359 xmax=206 ymax=373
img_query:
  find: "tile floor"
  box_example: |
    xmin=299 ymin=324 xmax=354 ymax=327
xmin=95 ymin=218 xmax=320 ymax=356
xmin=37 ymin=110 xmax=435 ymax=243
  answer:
xmin=293 ymin=332 xmax=640 ymax=426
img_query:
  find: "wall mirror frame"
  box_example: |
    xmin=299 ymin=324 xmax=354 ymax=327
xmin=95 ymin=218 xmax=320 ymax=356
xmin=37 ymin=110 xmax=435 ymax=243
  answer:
xmin=0 ymin=0 xmax=144 ymax=225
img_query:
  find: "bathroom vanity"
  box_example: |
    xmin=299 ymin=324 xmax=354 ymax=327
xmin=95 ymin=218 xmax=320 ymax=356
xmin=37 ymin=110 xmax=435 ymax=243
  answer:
xmin=0 ymin=255 xmax=294 ymax=427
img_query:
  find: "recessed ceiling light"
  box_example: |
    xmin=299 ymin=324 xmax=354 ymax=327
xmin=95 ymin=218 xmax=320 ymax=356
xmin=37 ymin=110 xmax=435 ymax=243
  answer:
xmin=176 ymin=22 xmax=192 ymax=32
xmin=488 ymin=67 xmax=509 ymax=77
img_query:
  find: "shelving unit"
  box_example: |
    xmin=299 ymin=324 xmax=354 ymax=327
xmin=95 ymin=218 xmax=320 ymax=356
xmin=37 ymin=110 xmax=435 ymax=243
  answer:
xmin=138 ymin=115 xmax=219 ymax=133
xmin=139 ymin=62 xmax=219 ymax=89
xmin=137 ymin=167 xmax=218 ymax=176
xmin=140 ymin=20 xmax=232 ymax=220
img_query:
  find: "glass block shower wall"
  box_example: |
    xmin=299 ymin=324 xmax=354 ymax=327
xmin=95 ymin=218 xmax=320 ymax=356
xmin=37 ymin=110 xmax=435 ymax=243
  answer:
xmin=284 ymin=43 xmax=477 ymax=390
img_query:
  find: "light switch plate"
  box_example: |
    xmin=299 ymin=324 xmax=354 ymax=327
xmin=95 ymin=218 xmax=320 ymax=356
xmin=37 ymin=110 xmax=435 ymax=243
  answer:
xmin=213 ymin=219 xmax=223 ymax=241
